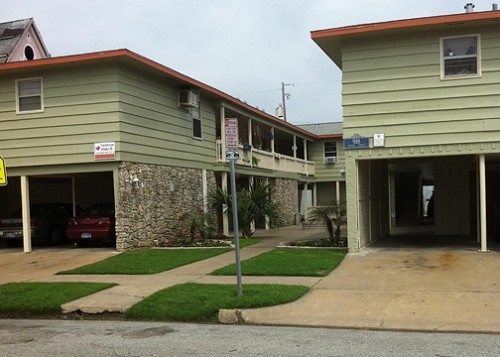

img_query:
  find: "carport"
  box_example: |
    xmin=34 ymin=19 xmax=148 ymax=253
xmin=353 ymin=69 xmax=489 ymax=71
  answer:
xmin=353 ymin=154 xmax=498 ymax=251
xmin=0 ymin=164 xmax=117 ymax=252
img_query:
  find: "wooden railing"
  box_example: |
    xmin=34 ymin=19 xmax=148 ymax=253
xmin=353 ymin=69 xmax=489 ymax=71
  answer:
xmin=216 ymin=140 xmax=314 ymax=176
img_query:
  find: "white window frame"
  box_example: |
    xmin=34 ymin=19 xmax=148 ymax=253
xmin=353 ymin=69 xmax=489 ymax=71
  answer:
xmin=16 ymin=77 xmax=44 ymax=113
xmin=440 ymin=35 xmax=481 ymax=79
xmin=324 ymin=141 xmax=337 ymax=161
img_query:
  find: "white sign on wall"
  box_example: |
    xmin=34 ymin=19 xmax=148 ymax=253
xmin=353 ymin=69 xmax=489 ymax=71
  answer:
xmin=94 ymin=142 xmax=116 ymax=160
xmin=373 ymin=133 xmax=385 ymax=147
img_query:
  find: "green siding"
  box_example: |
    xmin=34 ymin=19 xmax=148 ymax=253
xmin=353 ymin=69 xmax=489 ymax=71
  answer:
xmin=0 ymin=65 xmax=120 ymax=170
xmin=309 ymin=139 xmax=345 ymax=181
xmin=0 ymin=58 xmax=313 ymax=180
xmin=116 ymin=67 xmax=217 ymax=168
xmin=341 ymin=25 xmax=500 ymax=153
xmin=0 ymin=62 xmax=219 ymax=172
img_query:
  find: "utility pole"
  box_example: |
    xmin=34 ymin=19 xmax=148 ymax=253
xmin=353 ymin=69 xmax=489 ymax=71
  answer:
xmin=281 ymin=82 xmax=292 ymax=122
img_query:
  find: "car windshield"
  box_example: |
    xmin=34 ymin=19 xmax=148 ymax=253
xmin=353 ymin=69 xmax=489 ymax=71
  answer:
xmin=11 ymin=205 xmax=51 ymax=217
xmin=81 ymin=204 xmax=115 ymax=216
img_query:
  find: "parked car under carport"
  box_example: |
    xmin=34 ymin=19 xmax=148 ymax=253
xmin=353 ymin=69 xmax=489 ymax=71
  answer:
xmin=0 ymin=203 xmax=81 ymax=247
xmin=66 ymin=203 xmax=116 ymax=247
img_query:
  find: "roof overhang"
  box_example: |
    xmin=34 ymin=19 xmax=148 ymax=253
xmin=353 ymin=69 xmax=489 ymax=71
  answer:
xmin=311 ymin=10 xmax=500 ymax=69
xmin=0 ymin=48 xmax=319 ymax=138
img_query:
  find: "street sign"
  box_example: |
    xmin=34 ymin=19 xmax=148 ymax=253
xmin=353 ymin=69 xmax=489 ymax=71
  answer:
xmin=225 ymin=118 xmax=239 ymax=149
xmin=0 ymin=156 xmax=7 ymax=186
xmin=226 ymin=150 xmax=240 ymax=161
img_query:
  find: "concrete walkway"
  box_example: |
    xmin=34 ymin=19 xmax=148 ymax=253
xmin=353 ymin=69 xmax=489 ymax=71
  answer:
xmin=3 ymin=227 xmax=500 ymax=333
xmin=39 ymin=227 xmax=327 ymax=314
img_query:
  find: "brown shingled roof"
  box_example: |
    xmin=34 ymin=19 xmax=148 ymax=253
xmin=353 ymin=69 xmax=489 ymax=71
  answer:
xmin=0 ymin=18 xmax=32 ymax=63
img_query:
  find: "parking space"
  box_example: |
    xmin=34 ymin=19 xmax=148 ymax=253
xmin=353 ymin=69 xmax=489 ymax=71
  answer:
xmin=0 ymin=172 xmax=115 ymax=250
xmin=0 ymin=244 xmax=117 ymax=284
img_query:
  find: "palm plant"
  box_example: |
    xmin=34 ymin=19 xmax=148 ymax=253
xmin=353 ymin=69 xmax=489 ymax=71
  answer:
xmin=308 ymin=201 xmax=347 ymax=245
xmin=208 ymin=180 xmax=284 ymax=238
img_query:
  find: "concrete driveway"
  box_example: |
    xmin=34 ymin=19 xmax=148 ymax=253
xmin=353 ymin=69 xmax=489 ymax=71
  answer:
xmin=0 ymin=244 xmax=117 ymax=284
xmin=240 ymin=245 xmax=500 ymax=332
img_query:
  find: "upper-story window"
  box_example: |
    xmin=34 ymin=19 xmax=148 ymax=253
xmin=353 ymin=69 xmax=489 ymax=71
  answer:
xmin=324 ymin=141 xmax=337 ymax=164
xmin=16 ymin=77 xmax=43 ymax=113
xmin=191 ymin=104 xmax=202 ymax=139
xmin=441 ymin=35 xmax=480 ymax=79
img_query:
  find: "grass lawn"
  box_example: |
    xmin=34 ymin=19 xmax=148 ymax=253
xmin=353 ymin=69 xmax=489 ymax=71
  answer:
xmin=0 ymin=242 xmax=339 ymax=322
xmin=0 ymin=282 xmax=116 ymax=317
xmin=124 ymin=283 xmax=309 ymax=322
xmin=58 ymin=239 xmax=260 ymax=275
xmin=210 ymin=248 xmax=346 ymax=277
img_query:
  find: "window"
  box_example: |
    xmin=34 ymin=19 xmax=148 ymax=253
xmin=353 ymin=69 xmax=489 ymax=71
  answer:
xmin=16 ymin=78 xmax=43 ymax=113
xmin=24 ymin=45 xmax=34 ymax=60
xmin=441 ymin=36 xmax=480 ymax=78
xmin=324 ymin=141 xmax=337 ymax=163
xmin=191 ymin=105 xmax=202 ymax=139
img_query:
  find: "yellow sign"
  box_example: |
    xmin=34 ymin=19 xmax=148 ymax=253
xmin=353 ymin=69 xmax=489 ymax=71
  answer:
xmin=0 ymin=156 xmax=7 ymax=186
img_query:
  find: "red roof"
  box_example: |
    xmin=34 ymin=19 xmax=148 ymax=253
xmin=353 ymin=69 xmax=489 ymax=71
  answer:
xmin=312 ymin=10 xmax=500 ymax=39
xmin=311 ymin=10 xmax=500 ymax=68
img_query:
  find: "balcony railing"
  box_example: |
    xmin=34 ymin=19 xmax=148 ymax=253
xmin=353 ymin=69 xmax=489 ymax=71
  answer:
xmin=216 ymin=140 xmax=314 ymax=176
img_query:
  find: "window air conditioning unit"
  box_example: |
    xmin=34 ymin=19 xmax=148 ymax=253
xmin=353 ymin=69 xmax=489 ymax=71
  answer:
xmin=178 ymin=89 xmax=199 ymax=108
xmin=325 ymin=156 xmax=337 ymax=164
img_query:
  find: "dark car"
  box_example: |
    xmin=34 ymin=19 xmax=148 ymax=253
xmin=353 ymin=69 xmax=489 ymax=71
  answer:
xmin=66 ymin=203 xmax=116 ymax=247
xmin=0 ymin=203 xmax=81 ymax=247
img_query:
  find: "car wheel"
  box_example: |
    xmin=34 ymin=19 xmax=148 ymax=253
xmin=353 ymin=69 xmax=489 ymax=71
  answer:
xmin=49 ymin=229 xmax=63 ymax=245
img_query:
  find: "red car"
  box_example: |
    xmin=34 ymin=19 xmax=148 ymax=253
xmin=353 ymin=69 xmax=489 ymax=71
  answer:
xmin=67 ymin=203 xmax=116 ymax=247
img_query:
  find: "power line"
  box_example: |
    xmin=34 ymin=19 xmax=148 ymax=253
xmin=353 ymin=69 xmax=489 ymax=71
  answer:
xmin=237 ymin=79 xmax=340 ymax=97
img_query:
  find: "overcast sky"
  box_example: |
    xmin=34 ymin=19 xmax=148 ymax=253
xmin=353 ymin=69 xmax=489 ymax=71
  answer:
xmin=2 ymin=1 xmax=495 ymax=124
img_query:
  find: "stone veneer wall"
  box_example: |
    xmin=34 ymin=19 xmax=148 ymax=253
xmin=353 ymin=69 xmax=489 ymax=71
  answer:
xmin=272 ymin=178 xmax=299 ymax=226
xmin=115 ymin=162 xmax=216 ymax=251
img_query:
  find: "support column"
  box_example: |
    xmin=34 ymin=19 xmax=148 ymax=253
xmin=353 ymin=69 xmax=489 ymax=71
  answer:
xmin=303 ymin=182 xmax=309 ymax=220
xmin=21 ymin=176 xmax=32 ymax=253
xmin=220 ymin=107 xmax=226 ymax=149
xmin=476 ymin=163 xmax=481 ymax=242
xmin=222 ymin=171 xmax=229 ymax=236
xmin=71 ymin=177 xmax=77 ymax=216
xmin=479 ymin=154 xmax=488 ymax=252
xmin=248 ymin=118 xmax=252 ymax=145
xmin=336 ymin=181 xmax=340 ymax=203
xmin=303 ymin=138 xmax=308 ymax=175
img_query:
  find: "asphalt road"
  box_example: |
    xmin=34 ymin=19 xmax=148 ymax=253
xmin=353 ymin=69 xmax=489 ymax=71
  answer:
xmin=1 ymin=319 xmax=499 ymax=357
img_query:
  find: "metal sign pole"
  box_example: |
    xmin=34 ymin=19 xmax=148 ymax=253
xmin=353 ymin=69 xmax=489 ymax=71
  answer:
xmin=229 ymin=157 xmax=243 ymax=297
xmin=224 ymin=117 xmax=242 ymax=297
